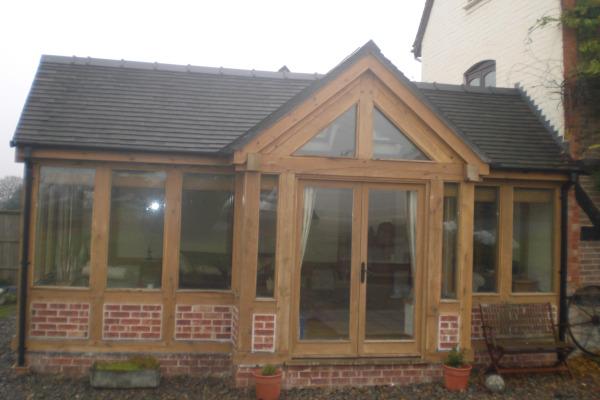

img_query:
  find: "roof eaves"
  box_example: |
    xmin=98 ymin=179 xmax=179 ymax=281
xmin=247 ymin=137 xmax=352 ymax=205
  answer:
xmin=412 ymin=0 xmax=434 ymax=58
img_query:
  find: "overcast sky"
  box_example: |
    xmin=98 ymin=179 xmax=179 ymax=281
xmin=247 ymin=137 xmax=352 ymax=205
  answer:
xmin=0 ymin=0 xmax=425 ymax=177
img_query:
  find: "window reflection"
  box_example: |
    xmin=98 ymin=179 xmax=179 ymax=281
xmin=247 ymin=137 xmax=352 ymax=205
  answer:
xmin=442 ymin=183 xmax=459 ymax=299
xmin=179 ymin=174 xmax=234 ymax=290
xmin=257 ymin=175 xmax=278 ymax=298
xmin=512 ymin=189 xmax=554 ymax=292
xmin=107 ymin=170 xmax=166 ymax=289
xmin=473 ymin=187 xmax=498 ymax=292
xmin=295 ymin=106 xmax=356 ymax=158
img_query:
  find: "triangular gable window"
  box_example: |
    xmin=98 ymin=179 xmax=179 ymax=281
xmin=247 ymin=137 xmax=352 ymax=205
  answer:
xmin=294 ymin=105 xmax=356 ymax=158
xmin=372 ymin=108 xmax=429 ymax=161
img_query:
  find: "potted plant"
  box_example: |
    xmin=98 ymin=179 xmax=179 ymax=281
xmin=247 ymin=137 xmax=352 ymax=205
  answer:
xmin=90 ymin=355 xmax=160 ymax=389
xmin=252 ymin=364 xmax=282 ymax=400
xmin=442 ymin=346 xmax=472 ymax=391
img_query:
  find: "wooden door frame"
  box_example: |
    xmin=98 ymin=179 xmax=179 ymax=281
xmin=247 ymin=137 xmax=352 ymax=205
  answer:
xmin=290 ymin=178 xmax=426 ymax=358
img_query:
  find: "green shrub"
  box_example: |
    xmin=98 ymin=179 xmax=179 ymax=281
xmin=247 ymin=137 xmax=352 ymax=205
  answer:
xmin=260 ymin=364 xmax=278 ymax=376
xmin=94 ymin=355 xmax=159 ymax=372
xmin=444 ymin=346 xmax=466 ymax=368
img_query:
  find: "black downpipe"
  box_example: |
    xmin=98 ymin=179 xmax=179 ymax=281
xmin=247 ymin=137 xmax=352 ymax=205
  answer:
xmin=559 ymin=173 xmax=577 ymax=342
xmin=17 ymin=149 xmax=33 ymax=367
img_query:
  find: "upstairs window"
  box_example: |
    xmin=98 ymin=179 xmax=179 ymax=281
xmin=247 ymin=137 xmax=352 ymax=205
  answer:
xmin=464 ymin=60 xmax=496 ymax=88
xmin=295 ymin=105 xmax=357 ymax=158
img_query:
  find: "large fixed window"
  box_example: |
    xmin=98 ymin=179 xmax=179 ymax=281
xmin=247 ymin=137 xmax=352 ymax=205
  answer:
xmin=294 ymin=106 xmax=357 ymax=158
xmin=372 ymin=108 xmax=429 ymax=161
xmin=441 ymin=183 xmax=459 ymax=299
xmin=179 ymin=173 xmax=234 ymax=290
xmin=34 ymin=166 xmax=95 ymax=287
xmin=473 ymin=187 xmax=498 ymax=293
xmin=107 ymin=170 xmax=166 ymax=289
xmin=256 ymin=175 xmax=278 ymax=298
xmin=512 ymin=189 xmax=554 ymax=293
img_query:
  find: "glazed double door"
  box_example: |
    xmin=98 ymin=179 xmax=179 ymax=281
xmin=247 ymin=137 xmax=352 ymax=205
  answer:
xmin=292 ymin=180 xmax=424 ymax=357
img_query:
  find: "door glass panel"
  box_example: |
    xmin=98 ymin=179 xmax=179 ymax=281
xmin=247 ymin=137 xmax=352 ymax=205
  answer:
xmin=372 ymin=108 xmax=429 ymax=161
xmin=294 ymin=106 xmax=356 ymax=158
xmin=365 ymin=189 xmax=417 ymax=339
xmin=299 ymin=186 xmax=353 ymax=340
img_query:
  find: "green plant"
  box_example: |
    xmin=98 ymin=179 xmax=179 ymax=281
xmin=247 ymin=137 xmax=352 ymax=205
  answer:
xmin=260 ymin=364 xmax=278 ymax=376
xmin=444 ymin=346 xmax=466 ymax=368
xmin=94 ymin=355 xmax=159 ymax=372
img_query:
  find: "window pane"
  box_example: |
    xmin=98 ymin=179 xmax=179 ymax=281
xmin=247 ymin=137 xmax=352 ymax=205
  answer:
xmin=442 ymin=183 xmax=459 ymax=299
xmin=372 ymin=108 xmax=429 ymax=161
xmin=468 ymin=77 xmax=481 ymax=87
xmin=108 ymin=170 xmax=165 ymax=289
xmin=34 ymin=167 xmax=95 ymax=286
xmin=294 ymin=106 xmax=356 ymax=158
xmin=257 ymin=175 xmax=278 ymax=298
xmin=366 ymin=189 xmax=417 ymax=339
xmin=299 ymin=186 xmax=352 ymax=340
xmin=473 ymin=187 xmax=498 ymax=292
xmin=512 ymin=189 xmax=554 ymax=292
xmin=484 ymin=71 xmax=496 ymax=87
xmin=179 ymin=174 xmax=234 ymax=290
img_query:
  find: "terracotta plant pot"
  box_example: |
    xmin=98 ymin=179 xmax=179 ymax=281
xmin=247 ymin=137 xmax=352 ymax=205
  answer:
xmin=252 ymin=369 xmax=282 ymax=400
xmin=443 ymin=364 xmax=472 ymax=391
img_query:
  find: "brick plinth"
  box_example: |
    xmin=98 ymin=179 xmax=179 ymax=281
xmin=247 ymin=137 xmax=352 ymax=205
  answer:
xmin=27 ymin=352 xmax=232 ymax=377
xmin=252 ymin=314 xmax=275 ymax=352
xmin=174 ymin=304 xmax=233 ymax=341
xmin=103 ymin=304 xmax=162 ymax=340
xmin=438 ymin=314 xmax=459 ymax=350
xmin=235 ymin=363 xmax=442 ymax=388
xmin=30 ymin=302 xmax=89 ymax=339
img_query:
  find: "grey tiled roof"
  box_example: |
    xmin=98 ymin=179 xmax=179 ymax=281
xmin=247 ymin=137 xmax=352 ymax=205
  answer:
xmin=12 ymin=46 xmax=573 ymax=172
xmin=415 ymin=82 xmax=571 ymax=171
xmin=12 ymin=55 xmax=317 ymax=154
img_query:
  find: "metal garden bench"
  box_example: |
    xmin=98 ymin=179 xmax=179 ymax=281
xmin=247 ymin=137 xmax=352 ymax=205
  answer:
xmin=479 ymin=303 xmax=574 ymax=376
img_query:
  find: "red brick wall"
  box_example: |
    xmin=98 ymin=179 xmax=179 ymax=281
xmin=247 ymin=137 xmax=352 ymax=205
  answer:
xmin=174 ymin=304 xmax=233 ymax=341
xmin=30 ymin=302 xmax=89 ymax=339
xmin=580 ymin=241 xmax=600 ymax=285
xmin=102 ymin=304 xmax=162 ymax=340
xmin=437 ymin=314 xmax=459 ymax=351
xmin=231 ymin=305 xmax=239 ymax=349
xmin=235 ymin=363 xmax=442 ymax=388
xmin=27 ymin=352 xmax=231 ymax=377
xmin=251 ymin=313 xmax=275 ymax=352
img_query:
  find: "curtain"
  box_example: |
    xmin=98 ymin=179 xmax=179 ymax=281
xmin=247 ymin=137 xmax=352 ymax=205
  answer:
xmin=441 ymin=197 xmax=454 ymax=296
xmin=405 ymin=191 xmax=417 ymax=336
xmin=37 ymin=183 xmax=88 ymax=285
xmin=300 ymin=187 xmax=316 ymax=263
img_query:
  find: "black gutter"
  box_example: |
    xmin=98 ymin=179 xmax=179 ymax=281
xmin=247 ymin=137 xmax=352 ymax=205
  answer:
xmin=559 ymin=172 xmax=577 ymax=342
xmin=17 ymin=148 xmax=33 ymax=367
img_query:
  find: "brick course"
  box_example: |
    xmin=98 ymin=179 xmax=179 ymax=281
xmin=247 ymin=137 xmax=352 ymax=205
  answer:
xmin=28 ymin=351 xmax=231 ymax=377
xmin=235 ymin=363 xmax=442 ymax=388
xmin=252 ymin=313 xmax=275 ymax=352
xmin=174 ymin=304 xmax=233 ymax=342
xmin=103 ymin=304 xmax=162 ymax=340
xmin=30 ymin=302 xmax=89 ymax=339
xmin=438 ymin=314 xmax=459 ymax=350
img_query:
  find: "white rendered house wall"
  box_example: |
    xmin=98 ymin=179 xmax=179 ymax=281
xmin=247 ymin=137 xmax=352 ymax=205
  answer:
xmin=420 ymin=0 xmax=565 ymax=135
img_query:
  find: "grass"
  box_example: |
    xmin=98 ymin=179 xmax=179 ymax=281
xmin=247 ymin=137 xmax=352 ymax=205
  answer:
xmin=94 ymin=356 xmax=160 ymax=372
xmin=0 ymin=304 xmax=16 ymax=319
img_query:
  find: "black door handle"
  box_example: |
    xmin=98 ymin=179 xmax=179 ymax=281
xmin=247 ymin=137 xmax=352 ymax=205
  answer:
xmin=361 ymin=262 xmax=366 ymax=283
